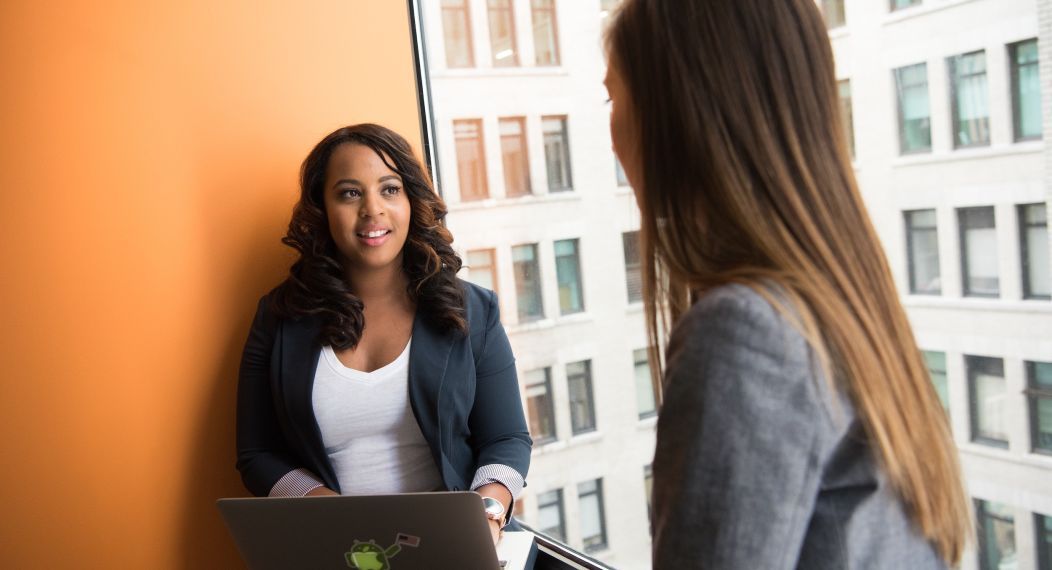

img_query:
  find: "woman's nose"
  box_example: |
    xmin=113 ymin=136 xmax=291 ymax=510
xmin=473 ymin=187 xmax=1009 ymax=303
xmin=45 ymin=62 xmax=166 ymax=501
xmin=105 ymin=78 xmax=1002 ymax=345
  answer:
xmin=359 ymin=190 xmax=384 ymax=217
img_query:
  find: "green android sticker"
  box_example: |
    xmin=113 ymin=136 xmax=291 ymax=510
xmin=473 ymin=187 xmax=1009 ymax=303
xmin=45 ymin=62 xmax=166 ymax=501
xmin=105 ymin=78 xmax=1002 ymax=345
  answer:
xmin=345 ymin=534 xmax=420 ymax=569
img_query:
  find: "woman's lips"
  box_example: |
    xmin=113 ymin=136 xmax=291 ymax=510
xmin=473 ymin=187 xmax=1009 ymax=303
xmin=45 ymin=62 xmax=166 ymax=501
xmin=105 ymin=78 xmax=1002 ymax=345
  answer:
xmin=356 ymin=229 xmax=392 ymax=247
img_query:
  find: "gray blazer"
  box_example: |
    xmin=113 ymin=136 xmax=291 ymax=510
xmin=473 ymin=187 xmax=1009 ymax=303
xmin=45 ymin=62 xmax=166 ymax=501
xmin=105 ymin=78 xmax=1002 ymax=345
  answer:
xmin=652 ymin=284 xmax=947 ymax=569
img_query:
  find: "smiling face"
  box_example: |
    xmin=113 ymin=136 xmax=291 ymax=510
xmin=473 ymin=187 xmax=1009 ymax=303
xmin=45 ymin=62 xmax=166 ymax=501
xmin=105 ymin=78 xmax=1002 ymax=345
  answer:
xmin=323 ymin=143 xmax=412 ymax=274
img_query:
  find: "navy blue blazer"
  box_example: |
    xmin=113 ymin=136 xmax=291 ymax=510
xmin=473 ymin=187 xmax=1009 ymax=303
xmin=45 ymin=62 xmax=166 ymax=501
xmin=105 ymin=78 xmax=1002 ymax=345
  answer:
xmin=235 ymin=280 xmax=532 ymax=499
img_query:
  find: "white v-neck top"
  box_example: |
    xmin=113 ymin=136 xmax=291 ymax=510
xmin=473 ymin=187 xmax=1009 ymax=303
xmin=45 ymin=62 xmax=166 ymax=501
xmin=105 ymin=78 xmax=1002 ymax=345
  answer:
xmin=311 ymin=339 xmax=444 ymax=495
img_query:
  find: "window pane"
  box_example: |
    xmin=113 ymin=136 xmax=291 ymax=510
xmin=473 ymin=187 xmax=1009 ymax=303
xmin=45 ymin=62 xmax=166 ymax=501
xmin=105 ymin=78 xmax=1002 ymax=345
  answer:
xmin=1030 ymin=361 xmax=1052 ymax=453
xmin=976 ymin=500 xmax=1016 ymax=570
xmin=531 ymin=0 xmax=560 ymax=66
xmin=923 ymin=350 xmax=949 ymax=417
xmin=487 ymin=0 xmax=518 ymax=67
xmin=959 ymin=207 xmax=999 ymax=297
xmin=905 ymin=209 xmax=941 ymax=294
xmin=821 ymin=0 xmax=845 ymax=28
xmin=891 ymin=0 xmax=922 ymax=10
xmin=895 ymin=63 xmax=932 ymax=153
xmin=643 ymin=464 xmax=653 ymax=527
xmin=542 ymin=116 xmax=573 ymax=191
xmin=838 ymin=79 xmax=855 ymax=159
xmin=614 ymin=156 xmax=629 ymax=186
xmin=578 ymin=478 xmax=607 ymax=552
xmin=525 ymin=368 xmax=556 ymax=442
xmin=949 ymin=51 xmax=990 ymax=147
xmin=454 ymin=119 xmax=489 ymax=201
xmin=1038 ymin=514 xmax=1052 ymax=570
xmin=623 ymin=231 xmax=642 ymax=303
xmin=537 ymin=489 xmax=565 ymax=541
xmin=466 ymin=249 xmax=497 ymax=292
xmin=441 ymin=0 xmax=474 ymax=68
xmin=567 ymin=360 xmax=596 ymax=434
xmin=554 ymin=239 xmax=584 ymax=314
xmin=634 ymin=348 xmax=656 ymax=418
xmin=512 ymin=243 xmax=544 ymax=320
xmin=500 ymin=117 xmax=531 ymax=197
xmin=1011 ymin=39 xmax=1042 ymax=141
xmin=968 ymin=356 xmax=1007 ymax=445
xmin=1020 ymin=204 xmax=1050 ymax=299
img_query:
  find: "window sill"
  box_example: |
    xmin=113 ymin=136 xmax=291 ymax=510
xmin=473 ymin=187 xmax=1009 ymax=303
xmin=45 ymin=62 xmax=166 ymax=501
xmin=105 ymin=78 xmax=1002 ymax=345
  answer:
xmin=431 ymin=66 xmax=569 ymax=80
xmin=449 ymin=191 xmax=580 ymax=213
xmin=882 ymin=0 xmax=984 ymax=26
xmin=959 ymin=443 xmax=1052 ymax=470
xmin=568 ymin=431 xmax=602 ymax=447
xmin=554 ymin=312 xmax=594 ymax=327
xmin=890 ymin=141 xmax=1043 ymax=168
xmin=637 ymin=415 xmax=657 ymax=431
xmin=625 ymin=302 xmax=644 ymax=314
xmin=827 ymin=27 xmax=849 ymax=40
xmin=902 ymin=296 xmax=1052 ymax=314
xmin=508 ymin=311 xmax=595 ymax=334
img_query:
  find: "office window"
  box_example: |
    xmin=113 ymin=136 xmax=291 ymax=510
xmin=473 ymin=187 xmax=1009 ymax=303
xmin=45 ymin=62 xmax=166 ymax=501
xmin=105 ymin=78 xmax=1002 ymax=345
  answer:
xmin=499 ymin=117 xmax=531 ymax=197
xmin=1020 ymin=204 xmax=1050 ymax=300
xmin=890 ymin=0 xmax=922 ymax=10
xmin=542 ymin=116 xmax=572 ymax=191
xmin=567 ymin=360 xmax=596 ymax=434
xmin=531 ymin=0 xmax=560 ymax=66
xmin=512 ymin=243 xmax=544 ymax=321
xmin=554 ymin=239 xmax=584 ymax=314
xmin=924 ymin=351 xmax=949 ymax=417
xmin=1028 ymin=361 xmax=1052 ymax=454
xmin=466 ymin=249 xmax=497 ymax=293
xmin=623 ymin=231 xmax=642 ymax=303
xmin=634 ymin=348 xmax=656 ymax=418
xmin=614 ymin=156 xmax=629 ymax=187
xmin=487 ymin=0 xmax=518 ymax=67
xmin=643 ymin=464 xmax=653 ymax=527
xmin=821 ymin=0 xmax=845 ymax=29
xmin=1037 ymin=513 xmax=1052 ymax=570
xmin=976 ymin=500 xmax=1016 ymax=570
xmin=959 ymin=207 xmax=999 ymax=297
xmin=454 ymin=119 xmax=489 ymax=201
xmin=949 ymin=51 xmax=990 ymax=148
xmin=599 ymin=0 xmax=621 ymax=31
xmin=525 ymin=368 xmax=556 ymax=443
xmin=838 ymin=79 xmax=855 ymax=159
xmin=537 ymin=489 xmax=566 ymax=541
xmin=894 ymin=63 xmax=932 ymax=153
xmin=578 ymin=479 xmax=608 ymax=552
xmin=441 ymin=0 xmax=474 ymax=68
xmin=968 ymin=356 xmax=1007 ymax=447
xmin=905 ymin=209 xmax=941 ymax=294
xmin=1010 ymin=39 xmax=1042 ymax=141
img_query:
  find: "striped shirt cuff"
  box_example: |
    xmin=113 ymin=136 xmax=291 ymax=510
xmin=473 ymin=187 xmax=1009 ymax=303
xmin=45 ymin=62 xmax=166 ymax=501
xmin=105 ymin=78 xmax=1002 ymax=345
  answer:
xmin=470 ymin=464 xmax=525 ymax=499
xmin=269 ymin=468 xmax=326 ymax=497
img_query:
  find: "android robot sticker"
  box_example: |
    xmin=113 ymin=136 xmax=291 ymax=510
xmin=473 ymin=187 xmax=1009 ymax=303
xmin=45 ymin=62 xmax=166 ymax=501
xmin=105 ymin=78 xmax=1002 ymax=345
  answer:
xmin=345 ymin=534 xmax=421 ymax=569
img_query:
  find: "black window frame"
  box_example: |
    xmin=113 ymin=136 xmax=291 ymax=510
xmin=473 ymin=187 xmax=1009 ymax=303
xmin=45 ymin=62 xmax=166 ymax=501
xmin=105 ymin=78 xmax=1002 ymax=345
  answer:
xmin=967 ymin=355 xmax=1008 ymax=448
xmin=958 ymin=206 xmax=1000 ymax=298
xmin=512 ymin=242 xmax=545 ymax=322
xmin=1037 ymin=513 xmax=1052 ymax=570
xmin=577 ymin=478 xmax=609 ymax=553
xmin=905 ymin=209 xmax=942 ymax=295
xmin=975 ymin=499 xmax=1016 ymax=570
xmin=889 ymin=0 xmax=922 ymax=12
xmin=894 ymin=62 xmax=933 ymax=155
xmin=567 ymin=359 xmax=597 ymax=435
xmin=1009 ymin=38 xmax=1042 ymax=142
xmin=525 ymin=367 xmax=558 ymax=444
xmin=537 ymin=488 xmax=567 ymax=542
xmin=554 ymin=238 xmax=586 ymax=315
xmin=1027 ymin=360 xmax=1052 ymax=455
xmin=948 ymin=50 xmax=991 ymax=149
xmin=1019 ymin=203 xmax=1050 ymax=300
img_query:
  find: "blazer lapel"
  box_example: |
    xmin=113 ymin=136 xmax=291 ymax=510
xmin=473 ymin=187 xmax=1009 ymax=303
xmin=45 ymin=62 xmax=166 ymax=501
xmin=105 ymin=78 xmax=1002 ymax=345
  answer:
xmin=408 ymin=314 xmax=456 ymax=483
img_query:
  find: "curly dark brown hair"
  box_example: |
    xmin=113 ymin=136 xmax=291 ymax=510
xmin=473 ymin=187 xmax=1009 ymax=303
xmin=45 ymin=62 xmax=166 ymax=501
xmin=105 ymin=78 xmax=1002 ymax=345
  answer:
xmin=270 ymin=123 xmax=466 ymax=348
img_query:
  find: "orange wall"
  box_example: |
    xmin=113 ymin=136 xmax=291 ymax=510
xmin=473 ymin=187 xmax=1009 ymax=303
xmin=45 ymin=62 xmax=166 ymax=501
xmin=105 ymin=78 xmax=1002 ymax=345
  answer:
xmin=0 ymin=1 xmax=422 ymax=566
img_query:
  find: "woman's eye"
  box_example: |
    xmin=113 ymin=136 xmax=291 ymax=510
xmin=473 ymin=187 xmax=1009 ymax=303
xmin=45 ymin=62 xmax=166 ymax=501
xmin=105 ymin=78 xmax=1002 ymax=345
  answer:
xmin=382 ymin=185 xmax=402 ymax=196
xmin=340 ymin=189 xmax=361 ymax=199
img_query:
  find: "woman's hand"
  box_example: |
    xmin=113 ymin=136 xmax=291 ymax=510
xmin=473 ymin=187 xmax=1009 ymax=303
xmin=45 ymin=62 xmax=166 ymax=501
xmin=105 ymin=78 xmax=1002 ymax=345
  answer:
xmin=304 ymin=486 xmax=339 ymax=497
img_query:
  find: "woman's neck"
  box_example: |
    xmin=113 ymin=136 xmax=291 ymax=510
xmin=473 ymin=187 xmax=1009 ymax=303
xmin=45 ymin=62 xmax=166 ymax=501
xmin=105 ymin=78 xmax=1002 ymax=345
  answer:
xmin=346 ymin=262 xmax=411 ymax=307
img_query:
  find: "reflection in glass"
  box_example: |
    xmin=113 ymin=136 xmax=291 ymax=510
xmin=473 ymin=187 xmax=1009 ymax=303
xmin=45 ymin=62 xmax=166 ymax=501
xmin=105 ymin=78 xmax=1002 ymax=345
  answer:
xmin=895 ymin=63 xmax=932 ymax=154
xmin=949 ymin=51 xmax=990 ymax=148
xmin=1010 ymin=39 xmax=1041 ymax=141
xmin=554 ymin=239 xmax=584 ymax=314
xmin=525 ymin=368 xmax=555 ymax=443
xmin=513 ymin=243 xmax=544 ymax=321
xmin=567 ymin=360 xmax=596 ymax=434
xmin=542 ymin=116 xmax=573 ymax=192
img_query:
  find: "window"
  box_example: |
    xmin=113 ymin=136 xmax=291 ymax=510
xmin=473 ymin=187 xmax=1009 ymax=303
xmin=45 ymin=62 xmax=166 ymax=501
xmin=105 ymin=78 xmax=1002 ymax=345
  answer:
xmin=567 ymin=360 xmax=596 ymax=434
xmin=821 ymin=0 xmax=845 ymax=29
xmin=1037 ymin=513 xmax=1052 ymax=570
xmin=542 ymin=116 xmax=573 ymax=191
xmin=1010 ymin=39 xmax=1042 ymax=141
xmin=976 ymin=500 xmax=1016 ymax=570
xmin=968 ymin=356 xmax=1008 ymax=447
xmin=614 ymin=156 xmax=629 ymax=187
xmin=525 ymin=368 xmax=556 ymax=443
xmin=838 ymin=79 xmax=855 ymax=159
xmin=634 ymin=348 xmax=656 ymax=418
xmin=1028 ymin=361 xmax=1052 ymax=454
xmin=531 ymin=0 xmax=560 ymax=66
xmin=905 ymin=209 xmax=941 ymax=294
xmin=466 ymin=249 xmax=498 ymax=293
xmin=623 ymin=231 xmax=642 ymax=303
xmin=512 ymin=243 xmax=544 ymax=321
xmin=500 ymin=117 xmax=531 ymax=197
xmin=454 ymin=119 xmax=489 ymax=201
xmin=924 ymin=351 xmax=949 ymax=417
xmin=599 ymin=0 xmax=621 ymax=31
xmin=1020 ymin=203 xmax=1050 ymax=300
xmin=643 ymin=464 xmax=653 ymax=527
xmin=890 ymin=0 xmax=922 ymax=11
xmin=578 ymin=479 xmax=608 ymax=552
xmin=959 ymin=207 xmax=999 ymax=297
xmin=441 ymin=0 xmax=474 ymax=68
xmin=554 ymin=239 xmax=584 ymax=314
xmin=894 ymin=63 xmax=932 ymax=154
xmin=487 ymin=0 xmax=518 ymax=67
xmin=949 ymin=51 xmax=990 ymax=148
xmin=537 ymin=489 xmax=566 ymax=541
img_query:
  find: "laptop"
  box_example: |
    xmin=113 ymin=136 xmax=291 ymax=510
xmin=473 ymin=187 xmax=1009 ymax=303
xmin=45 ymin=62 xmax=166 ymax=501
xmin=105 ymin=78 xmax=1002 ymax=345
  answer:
xmin=217 ymin=492 xmax=529 ymax=570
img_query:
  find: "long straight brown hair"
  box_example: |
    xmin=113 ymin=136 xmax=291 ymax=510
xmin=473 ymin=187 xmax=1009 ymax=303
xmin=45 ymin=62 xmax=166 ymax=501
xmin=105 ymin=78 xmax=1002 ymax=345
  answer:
xmin=608 ymin=0 xmax=970 ymax=564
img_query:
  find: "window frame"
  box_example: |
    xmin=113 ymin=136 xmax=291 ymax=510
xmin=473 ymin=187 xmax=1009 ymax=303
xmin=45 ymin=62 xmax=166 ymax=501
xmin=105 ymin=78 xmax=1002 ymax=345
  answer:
xmin=530 ymin=0 xmax=561 ymax=66
xmin=440 ymin=0 xmax=475 ymax=68
xmin=889 ymin=0 xmax=922 ymax=12
xmin=904 ymin=209 xmax=942 ymax=295
xmin=1026 ymin=360 xmax=1052 ymax=455
xmin=837 ymin=78 xmax=855 ymax=159
xmin=1019 ymin=203 xmax=1050 ymax=300
xmin=499 ymin=116 xmax=532 ymax=197
xmin=1037 ymin=513 xmax=1052 ymax=570
xmin=525 ymin=367 xmax=557 ymax=444
xmin=542 ymin=115 xmax=573 ymax=192
xmin=512 ymin=242 xmax=545 ymax=322
xmin=1009 ymin=38 xmax=1041 ymax=142
xmin=487 ymin=0 xmax=519 ymax=67
xmin=453 ymin=118 xmax=490 ymax=201
xmin=577 ymin=478 xmax=609 ymax=553
xmin=633 ymin=347 xmax=657 ymax=419
xmin=566 ymin=359 xmax=597 ymax=435
xmin=967 ymin=355 xmax=1009 ymax=448
xmin=948 ymin=50 xmax=991 ymax=149
xmin=894 ymin=62 xmax=933 ymax=155
xmin=975 ymin=499 xmax=1017 ymax=570
xmin=958 ymin=206 xmax=1000 ymax=298
xmin=466 ymin=248 xmax=499 ymax=296
xmin=536 ymin=488 xmax=566 ymax=542
xmin=821 ymin=0 xmax=846 ymax=29
xmin=622 ymin=231 xmax=642 ymax=304
xmin=554 ymin=238 xmax=585 ymax=315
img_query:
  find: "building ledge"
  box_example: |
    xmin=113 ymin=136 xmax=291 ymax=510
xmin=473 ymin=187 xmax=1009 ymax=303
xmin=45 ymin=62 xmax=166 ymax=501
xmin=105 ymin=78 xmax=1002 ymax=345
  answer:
xmin=902 ymin=296 xmax=1052 ymax=314
xmin=431 ymin=66 xmax=569 ymax=80
xmin=890 ymin=141 xmax=1043 ymax=168
xmin=882 ymin=0 xmax=985 ymax=26
xmin=449 ymin=190 xmax=581 ymax=213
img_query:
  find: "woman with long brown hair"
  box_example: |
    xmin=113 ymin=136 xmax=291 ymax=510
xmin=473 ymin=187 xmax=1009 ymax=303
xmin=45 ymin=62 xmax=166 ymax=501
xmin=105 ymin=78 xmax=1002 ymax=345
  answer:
xmin=605 ymin=1 xmax=970 ymax=567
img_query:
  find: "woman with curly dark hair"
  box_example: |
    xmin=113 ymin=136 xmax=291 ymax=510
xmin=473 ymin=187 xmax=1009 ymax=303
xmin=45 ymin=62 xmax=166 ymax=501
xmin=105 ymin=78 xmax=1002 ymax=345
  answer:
xmin=235 ymin=124 xmax=532 ymax=546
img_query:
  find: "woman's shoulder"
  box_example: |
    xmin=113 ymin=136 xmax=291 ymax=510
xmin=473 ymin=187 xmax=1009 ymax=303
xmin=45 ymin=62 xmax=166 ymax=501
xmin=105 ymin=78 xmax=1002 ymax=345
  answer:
xmin=674 ymin=283 xmax=796 ymax=348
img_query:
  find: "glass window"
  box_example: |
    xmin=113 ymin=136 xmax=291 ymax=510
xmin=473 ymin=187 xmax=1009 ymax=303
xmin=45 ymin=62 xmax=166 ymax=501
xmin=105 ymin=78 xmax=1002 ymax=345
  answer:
xmin=512 ymin=243 xmax=544 ymax=321
xmin=643 ymin=464 xmax=653 ymax=528
xmin=905 ymin=209 xmax=941 ymax=294
xmin=599 ymin=0 xmax=621 ymax=32
xmin=838 ymin=79 xmax=855 ymax=159
xmin=530 ymin=0 xmax=560 ymax=66
xmin=890 ymin=0 xmax=922 ymax=11
xmin=1037 ymin=513 xmax=1052 ymax=570
xmin=454 ymin=119 xmax=489 ymax=201
xmin=976 ymin=500 xmax=1016 ymax=570
xmin=554 ymin=239 xmax=584 ymax=314
xmin=949 ymin=51 xmax=990 ymax=148
xmin=968 ymin=356 xmax=1008 ymax=446
xmin=634 ymin=348 xmax=656 ymax=418
xmin=614 ymin=156 xmax=629 ymax=187
xmin=499 ymin=117 xmax=531 ymax=197
xmin=1020 ymin=203 xmax=1050 ymax=300
xmin=537 ymin=489 xmax=566 ymax=541
xmin=525 ymin=368 xmax=556 ymax=443
xmin=894 ymin=63 xmax=932 ymax=154
xmin=578 ymin=479 xmax=608 ymax=552
xmin=623 ymin=231 xmax=642 ymax=303
xmin=1028 ymin=361 xmax=1052 ymax=454
xmin=959 ymin=206 xmax=999 ymax=297
xmin=466 ymin=248 xmax=498 ymax=293
xmin=487 ymin=0 xmax=518 ymax=67
xmin=567 ymin=360 xmax=596 ymax=434
xmin=821 ymin=0 xmax=845 ymax=29
xmin=1010 ymin=39 xmax=1042 ymax=141
xmin=924 ymin=350 xmax=950 ymax=417
xmin=542 ymin=116 xmax=573 ymax=191
xmin=441 ymin=0 xmax=474 ymax=68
